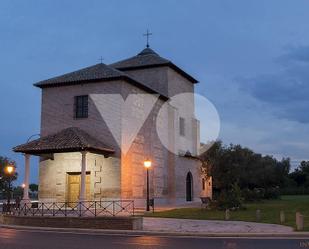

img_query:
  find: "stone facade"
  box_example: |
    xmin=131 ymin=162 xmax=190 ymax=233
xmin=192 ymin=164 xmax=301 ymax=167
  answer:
xmin=39 ymin=152 xmax=120 ymax=202
xmin=40 ymin=80 xmax=125 ymax=156
xmin=38 ymin=52 xmax=211 ymax=206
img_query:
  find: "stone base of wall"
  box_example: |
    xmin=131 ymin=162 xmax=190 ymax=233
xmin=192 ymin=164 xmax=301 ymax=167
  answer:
xmin=0 ymin=215 xmax=143 ymax=230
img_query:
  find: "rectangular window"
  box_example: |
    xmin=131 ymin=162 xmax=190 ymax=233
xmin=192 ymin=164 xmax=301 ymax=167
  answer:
xmin=179 ymin=117 xmax=185 ymax=136
xmin=74 ymin=95 xmax=88 ymax=119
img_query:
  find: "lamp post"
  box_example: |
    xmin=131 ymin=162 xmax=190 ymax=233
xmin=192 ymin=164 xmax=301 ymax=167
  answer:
xmin=144 ymin=159 xmax=152 ymax=211
xmin=4 ymin=164 xmax=15 ymax=211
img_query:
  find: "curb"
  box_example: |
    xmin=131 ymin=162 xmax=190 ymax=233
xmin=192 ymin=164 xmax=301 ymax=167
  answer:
xmin=1 ymin=224 xmax=309 ymax=238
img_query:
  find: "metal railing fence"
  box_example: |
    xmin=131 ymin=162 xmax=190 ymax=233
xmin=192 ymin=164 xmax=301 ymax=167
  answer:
xmin=2 ymin=200 xmax=135 ymax=217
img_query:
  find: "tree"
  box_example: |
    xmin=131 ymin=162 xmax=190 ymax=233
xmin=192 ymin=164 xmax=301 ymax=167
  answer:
xmin=200 ymin=141 xmax=290 ymax=202
xmin=29 ymin=183 xmax=38 ymax=192
xmin=13 ymin=186 xmax=23 ymax=198
xmin=289 ymin=161 xmax=309 ymax=188
xmin=0 ymin=156 xmax=18 ymax=204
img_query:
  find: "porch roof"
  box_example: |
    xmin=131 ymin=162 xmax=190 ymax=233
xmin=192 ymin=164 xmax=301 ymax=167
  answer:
xmin=13 ymin=127 xmax=115 ymax=156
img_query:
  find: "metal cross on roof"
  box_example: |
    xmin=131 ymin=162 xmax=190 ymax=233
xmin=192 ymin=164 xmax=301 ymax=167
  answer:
xmin=98 ymin=56 xmax=104 ymax=63
xmin=143 ymin=29 xmax=152 ymax=48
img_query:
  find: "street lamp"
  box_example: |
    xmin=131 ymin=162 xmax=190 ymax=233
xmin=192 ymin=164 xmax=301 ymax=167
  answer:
xmin=5 ymin=165 xmax=15 ymax=175
xmin=144 ymin=159 xmax=152 ymax=211
xmin=4 ymin=164 xmax=15 ymax=211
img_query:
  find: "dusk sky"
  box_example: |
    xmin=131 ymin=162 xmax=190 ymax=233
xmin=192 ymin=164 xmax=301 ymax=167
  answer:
xmin=1 ymin=0 xmax=309 ymax=184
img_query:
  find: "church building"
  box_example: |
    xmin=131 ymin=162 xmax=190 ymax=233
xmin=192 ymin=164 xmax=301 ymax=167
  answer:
xmin=13 ymin=45 xmax=212 ymax=207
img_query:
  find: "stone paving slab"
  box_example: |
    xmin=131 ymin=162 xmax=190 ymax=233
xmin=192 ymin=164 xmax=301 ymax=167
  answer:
xmin=143 ymin=217 xmax=294 ymax=233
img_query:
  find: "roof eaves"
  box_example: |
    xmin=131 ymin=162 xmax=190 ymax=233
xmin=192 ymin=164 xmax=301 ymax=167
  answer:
xmin=167 ymin=62 xmax=199 ymax=84
xmin=13 ymin=147 xmax=114 ymax=155
xmin=33 ymin=76 xmax=124 ymax=88
xmin=116 ymin=62 xmax=199 ymax=84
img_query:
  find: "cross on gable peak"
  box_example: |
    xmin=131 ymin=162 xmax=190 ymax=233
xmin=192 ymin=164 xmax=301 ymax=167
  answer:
xmin=98 ymin=56 xmax=104 ymax=64
xmin=143 ymin=29 xmax=153 ymax=48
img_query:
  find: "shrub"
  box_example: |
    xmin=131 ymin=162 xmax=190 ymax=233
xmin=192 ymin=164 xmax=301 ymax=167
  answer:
xmin=264 ymin=187 xmax=280 ymax=199
xmin=216 ymin=183 xmax=243 ymax=210
xmin=241 ymin=187 xmax=280 ymax=201
xmin=242 ymin=188 xmax=264 ymax=202
xmin=280 ymin=187 xmax=309 ymax=195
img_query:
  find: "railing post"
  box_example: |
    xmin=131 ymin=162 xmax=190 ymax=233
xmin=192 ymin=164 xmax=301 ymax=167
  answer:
xmin=296 ymin=212 xmax=304 ymax=231
xmin=133 ymin=201 xmax=135 ymax=216
xmin=256 ymin=209 xmax=261 ymax=222
xmin=113 ymin=201 xmax=115 ymax=216
xmin=41 ymin=203 xmax=44 ymax=216
xmin=78 ymin=202 xmax=82 ymax=217
xmin=65 ymin=202 xmax=67 ymax=217
xmin=95 ymin=201 xmax=97 ymax=217
xmin=53 ymin=202 xmax=55 ymax=217
xmin=225 ymin=209 xmax=230 ymax=220
xmin=280 ymin=210 xmax=285 ymax=224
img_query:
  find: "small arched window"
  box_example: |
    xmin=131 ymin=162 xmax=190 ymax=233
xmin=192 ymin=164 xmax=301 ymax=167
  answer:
xmin=186 ymin=172 xmax=193 ymax=201
xmin=202 ymin=178 xmax=206 ymax=190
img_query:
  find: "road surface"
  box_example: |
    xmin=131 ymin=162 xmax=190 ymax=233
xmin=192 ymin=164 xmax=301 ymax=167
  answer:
xmin=0 ymin=227 xmax=307 ymax=249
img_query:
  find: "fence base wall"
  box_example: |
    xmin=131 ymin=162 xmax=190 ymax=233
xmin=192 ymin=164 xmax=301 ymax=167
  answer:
xmin=0 ymin=215 xmax=143 ymax=230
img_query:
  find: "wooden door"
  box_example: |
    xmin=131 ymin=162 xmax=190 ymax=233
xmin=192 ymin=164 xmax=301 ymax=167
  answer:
xmin=68 ymin=174 xmax=80 ymax=205
xmin=67 ymin=173 xmax=91 ymax=206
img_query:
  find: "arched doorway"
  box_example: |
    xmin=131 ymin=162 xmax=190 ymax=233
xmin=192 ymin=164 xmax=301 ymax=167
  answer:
xmin=186 ymin=172 xmax=193 ymax=201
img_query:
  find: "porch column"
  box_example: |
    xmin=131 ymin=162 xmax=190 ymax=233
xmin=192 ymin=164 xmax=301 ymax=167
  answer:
xmin=79 ymin=151 xmax=87 ymax=202
xmin=22 ymin=154 xmax=31 ymax=203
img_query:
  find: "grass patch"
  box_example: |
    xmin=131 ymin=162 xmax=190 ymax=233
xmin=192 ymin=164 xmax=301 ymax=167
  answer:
xmin=146 ymin=195 xmax=309 ymax=231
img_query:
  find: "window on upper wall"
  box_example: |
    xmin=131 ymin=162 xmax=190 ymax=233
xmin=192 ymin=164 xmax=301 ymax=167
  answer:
xmin=74 ymin=95 xmax=88 ymax=119
xmin=179 ymin=117 xmax=185 ymax=136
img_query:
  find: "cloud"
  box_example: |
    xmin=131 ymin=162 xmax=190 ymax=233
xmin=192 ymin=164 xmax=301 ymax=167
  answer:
xmin=238 ymin=46 xmax=309 ymax=123
xmin=277 ymin=45 xmax=309 ymax=64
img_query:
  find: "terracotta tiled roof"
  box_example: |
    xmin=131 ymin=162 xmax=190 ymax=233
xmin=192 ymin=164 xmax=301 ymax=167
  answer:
xmin=13 ymin=127 xmax=114 ymax=156
xmin=34 ymin=63 xmax=132 ymax=88
xmin=33 ymin=63 xmax=168 ymax=99
xmin=110 ymin=48 xmax=169 ymax=68
xmin=110 ymin=48 xmax=198 ymax=84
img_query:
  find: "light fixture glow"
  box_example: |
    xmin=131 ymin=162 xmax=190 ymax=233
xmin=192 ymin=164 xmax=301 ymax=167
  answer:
xmin=144 ymin=159 xmax=152 ymax=168
xmin=5 ymin=165 xmax=15 ymax=175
